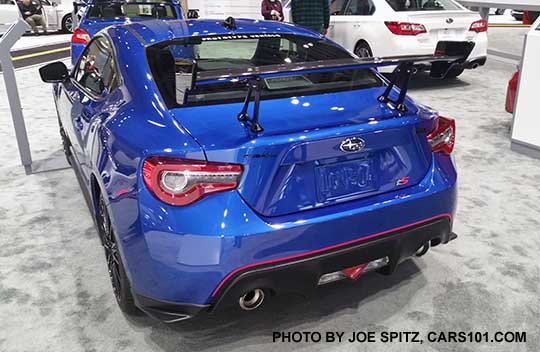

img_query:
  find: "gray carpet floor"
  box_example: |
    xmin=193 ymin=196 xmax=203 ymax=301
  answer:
xmin=1 ymin=28 xmax=539 ymax=352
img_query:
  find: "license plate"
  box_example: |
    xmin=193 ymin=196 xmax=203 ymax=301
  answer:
xmin=438 ymin=29 xmax=457 ymax=41
xmin=316 ymin=159 xmax=375 ymax=202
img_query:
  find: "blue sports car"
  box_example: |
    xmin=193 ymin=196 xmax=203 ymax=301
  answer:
xmin=40 ymin=18 xmax=458 ymax=323
xmin=71 ymin=0 xmax=183 ymax=65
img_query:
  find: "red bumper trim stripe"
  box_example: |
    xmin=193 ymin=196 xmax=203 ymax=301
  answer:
xmin=211 ymin=213 xmax=452 ymax=297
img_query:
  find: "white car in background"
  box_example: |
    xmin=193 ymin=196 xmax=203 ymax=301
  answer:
xmin=0 ymin=0 xmax=76 ymax=33
xmin=285 ymin=0 xmax=488 ymax=78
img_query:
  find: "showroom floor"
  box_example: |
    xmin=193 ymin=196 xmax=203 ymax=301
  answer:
xmin=1 ymin=28 xmax=539 ymax=352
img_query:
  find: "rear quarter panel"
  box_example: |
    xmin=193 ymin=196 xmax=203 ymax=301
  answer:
xmin=86 ymin=27 xmax=204 ymax=284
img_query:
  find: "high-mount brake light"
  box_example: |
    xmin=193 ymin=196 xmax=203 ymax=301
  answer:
xmin=142 ymin=157 xmax=243 ymax=206
xmin=72 ymin=28 xmax=90 ymax=45
xmin=385 ymin=21 xmax=427 ymax=36
xmin=428 ymin=116 xmax=456 ymax=155
xmin=469 ymin=19 xmax=488 ymax=33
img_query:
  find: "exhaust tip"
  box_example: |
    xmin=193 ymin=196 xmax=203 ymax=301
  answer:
xmin=415 ymin=242 xmax=430 ymax=257
xmin=239 ymin=289 xmax=265 ymax=311
xmin=471 ymin=63 xmax=480 ymax=69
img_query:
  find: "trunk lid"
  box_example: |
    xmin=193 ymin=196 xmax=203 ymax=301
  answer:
xmin=171 ymin=87 xmax=433 ymax=217
xmin=406 ymin=11 xmax=480 ymax=44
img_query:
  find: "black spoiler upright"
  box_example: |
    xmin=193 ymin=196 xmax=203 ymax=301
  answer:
xmin=181 ymin=41 xmax=475 ymax=133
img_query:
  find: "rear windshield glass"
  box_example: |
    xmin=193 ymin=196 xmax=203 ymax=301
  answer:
xmin=147 ymin=34 xmax=383 ymax=107
xmin=385 ymin=0 xmax=461 ymax=11
xmin=87 ymin=0 xmax=177 ymax=19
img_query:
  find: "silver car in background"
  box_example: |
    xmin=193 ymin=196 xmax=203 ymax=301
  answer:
xmin=0 ymin=0 xmax=76 ymax=34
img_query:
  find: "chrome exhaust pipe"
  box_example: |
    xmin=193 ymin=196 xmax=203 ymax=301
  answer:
xmin=411 ymin=67 xmax=419 ymax=75
xmin=471 ymin=63 xmax=480 ymax=69
xmin=415 ymin=242 xmax=430 ymax=257
xmin=239 ymin=289 xmax=265 ymax=311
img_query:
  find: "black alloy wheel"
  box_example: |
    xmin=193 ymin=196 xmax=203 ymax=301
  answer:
xmin=58 ymin=119 xmax=72 ymax=165
xmin=97 ymin=195 xmax=138 ymax=315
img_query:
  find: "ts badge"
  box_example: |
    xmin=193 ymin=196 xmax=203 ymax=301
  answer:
xmin=396 ymin=176 xmax=410 ymax=186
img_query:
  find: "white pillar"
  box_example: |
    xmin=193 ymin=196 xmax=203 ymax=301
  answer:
xmin=0 ymin=20 xmax=32 ymax=172
xmin=511 ymin=18 xmax=540 ymax=159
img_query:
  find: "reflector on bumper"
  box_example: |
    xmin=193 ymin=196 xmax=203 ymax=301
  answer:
xmin=317 ymin=257 xmax=390 ymax=285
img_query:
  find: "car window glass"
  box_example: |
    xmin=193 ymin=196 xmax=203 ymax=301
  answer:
xmin=86 ymin=0 xmax=177 ymax=19
xmin=193 ymin=36 xmax=351 ymax=69
xmin=385 ymin=0 xmax=461 ymax=11
xmin=147 ymin=34 xmax=383 ymax=107
xmin=74 ymin=38 xmax=117 ymax=96
xmin=345 ymin=0 xmax=375 ymax=15
xmin=330 ymin=0 xmax=348 ymax=15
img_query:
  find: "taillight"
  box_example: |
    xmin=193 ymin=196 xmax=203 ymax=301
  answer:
xmin=72 ymin=28 xmax=90 ymax=45
xmin=428 ymin=116 xmax=456 ymax=155
xmin=385 ymin=21 xmax=427 ymax=36
xmin=469 ymin=19 xmax=488 ymax=33
xmin=142 ymin=156 xmax=243 ymax=206
xmin=506 ymin=70 xmax=519 ymax=114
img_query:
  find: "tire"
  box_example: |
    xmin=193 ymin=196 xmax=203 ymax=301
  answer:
xmin=354 ymin=41 xmax=373 ymax=58
xmin=61 ymin=14 xmax=74 ymax=33
xmin=495 ymin=8 xmax=505 ymax=15
xmin=444 ymin=66 xmax=465 ymax=79
xmin=58 ymin=119 xmax=72 ymax=165
xmin=97 ymin=194 xmax=139 ymax=316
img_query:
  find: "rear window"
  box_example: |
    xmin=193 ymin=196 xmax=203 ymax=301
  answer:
xmin=87 ymin=0 xmax=177 ymax=19
xmin=147 ymin=34 xmax=383 ymax=107
xmin=385 ymin=0 xmax=461 ymax=11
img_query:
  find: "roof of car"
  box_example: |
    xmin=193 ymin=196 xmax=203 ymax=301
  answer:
xmin=114 ymin=18 xmax=323 ymax=46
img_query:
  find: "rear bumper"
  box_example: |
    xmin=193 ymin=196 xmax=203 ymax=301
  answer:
xmin=133 ymin=215 xmax=455 ymax=322
xmin=412 ymin=56 xmax=486 ymax=76
xmin=134 ymin=293 xmax=210 ymax=323
xmin=211 ymin=215 xmax=455 ymax=309
xmin=117 ymin=153 xmax=457 ymax=308
xmin=378 ymin=32 xmax=488 ymax=73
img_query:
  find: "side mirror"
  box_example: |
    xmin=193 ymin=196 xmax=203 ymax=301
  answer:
xmin=39 ymin=62 xmax=69 ymax=83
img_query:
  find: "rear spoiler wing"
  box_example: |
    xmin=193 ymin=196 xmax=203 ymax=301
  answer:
xmin=196 ymin=55 xmax=461 ymax=84
xmin=181 ymin=41 xmax=475 ymax=133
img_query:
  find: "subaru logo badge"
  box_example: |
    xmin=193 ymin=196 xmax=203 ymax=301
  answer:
xmin=446 ymin=18 xmax=454 ymax=24
xmin=340 ymin=137 xmax=366 ymax=153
